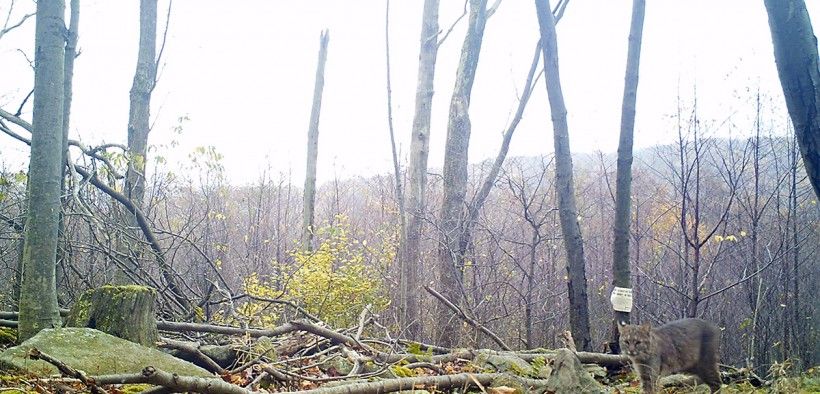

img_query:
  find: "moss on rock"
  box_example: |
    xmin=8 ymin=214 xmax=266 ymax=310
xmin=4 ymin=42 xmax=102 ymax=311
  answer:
xmin=0 ymin=328 xmax=210 ymax=377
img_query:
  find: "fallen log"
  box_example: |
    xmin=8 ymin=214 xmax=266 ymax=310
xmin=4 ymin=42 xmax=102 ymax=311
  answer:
xmin=0 ymin=309 xmax=69 ymax=320
xmin=139 ymin=366 xmax=248 ymax=394
xmin=0 ymin=319 xmax=17 ymax=328
xmin=156 ymin=320 xmax=298 ymax=337
xmin=278 ymin=373 xmax=550 ymax=394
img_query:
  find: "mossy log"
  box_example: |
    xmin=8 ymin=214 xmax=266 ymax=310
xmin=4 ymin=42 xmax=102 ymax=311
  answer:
xmin=65 ymin=286 xmax=159 ymax=347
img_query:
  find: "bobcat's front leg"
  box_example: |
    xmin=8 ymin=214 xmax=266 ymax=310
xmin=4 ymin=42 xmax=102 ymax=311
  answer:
xmin=637 ymin=362 xmax=659 ymax=394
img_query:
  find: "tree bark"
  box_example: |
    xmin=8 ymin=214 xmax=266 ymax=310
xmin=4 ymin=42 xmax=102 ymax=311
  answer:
xmin=125 ymin=0 xmax=158 ymax=207
xmin=61 ymin=0 xmax=79 ymax=183
xmin=56 ymin=0 xmax=80 ymax=298
xmin=401 ymin=0 xmax=439 ymax=341
xmin=18 ymin=0 xmax=66 ymax=341
xmin=763 ymin=0 xmax=820 ymax=199
xmin=534 ymin=0 xmax=592 ymax=351
xmin=302 ymin=30 xmax=329 ymax=251
xmin=610 ymin=0 xmax=645 ymax=351
xmin=436 ymin=0 xmax=488 ymax=348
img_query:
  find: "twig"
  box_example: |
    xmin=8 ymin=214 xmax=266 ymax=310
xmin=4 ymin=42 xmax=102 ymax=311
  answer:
xmin=354 ymin=304 xmax=372 ymax=341
xmin=437 ymin=0 xmax=468 ymax=47
xmin=424 ymin=285 xmax=511 ymax=350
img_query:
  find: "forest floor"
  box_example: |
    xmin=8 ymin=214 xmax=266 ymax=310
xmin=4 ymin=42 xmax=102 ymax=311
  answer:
xmin=1 ymin=365 xmax=818 ymax=393
xmin=1 ymin=326 xmax=818 ymax=394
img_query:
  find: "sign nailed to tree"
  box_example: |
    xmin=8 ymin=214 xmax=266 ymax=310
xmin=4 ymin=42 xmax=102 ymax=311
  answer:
xmin=610 ymin=287 xmax=633 ymax=312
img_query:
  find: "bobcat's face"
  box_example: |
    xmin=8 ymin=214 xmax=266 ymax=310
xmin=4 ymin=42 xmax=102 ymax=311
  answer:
xmin=619 ymin=323 xmax=652 ymax=359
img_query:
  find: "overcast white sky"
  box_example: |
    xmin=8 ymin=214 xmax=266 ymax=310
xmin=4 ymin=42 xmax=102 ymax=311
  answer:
xmin=1 ymin=1 xmax=818 ymax=185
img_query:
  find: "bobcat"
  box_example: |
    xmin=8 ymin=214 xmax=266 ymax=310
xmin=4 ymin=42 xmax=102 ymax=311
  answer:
xmin=619 ymin=318 xmax=722 ymax=393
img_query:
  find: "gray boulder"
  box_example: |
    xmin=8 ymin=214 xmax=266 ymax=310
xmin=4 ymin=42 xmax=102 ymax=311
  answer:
xmin=545 ymin=348 xmax=604 ymax=394
xmin=0 ymin=328 xmax=211 ymax=377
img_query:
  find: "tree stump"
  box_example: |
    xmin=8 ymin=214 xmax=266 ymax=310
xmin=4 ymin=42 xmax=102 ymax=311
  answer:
xmin=65 ymin=285 xmax=158 ymax=347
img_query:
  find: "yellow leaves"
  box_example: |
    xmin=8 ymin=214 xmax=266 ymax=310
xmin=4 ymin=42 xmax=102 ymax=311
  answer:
xmin=241 ymin=215 xmax=390 ymax=328
xmin=713 ymin=234 xmax=738 ymax=243
xmin=208 ymin=211 xmax=227 ymax=220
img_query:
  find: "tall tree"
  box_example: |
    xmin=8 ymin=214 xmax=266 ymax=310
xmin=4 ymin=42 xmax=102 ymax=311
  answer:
xmin=124 ymin=0 xmax=158 ymax=207
xmin=763 ymin=0 xmax=820 ymax=198
xmin=437 ymin=0 xmax=488 ymax=347
xmin=534 ymin=0 xmax=592 ymax=351
xmin=61 ymin=0 xmax=79 ymax=185
xmin=18 ymin=0 xmax=66 ymax=340
xmin=401 ymin=0 xmax=439 ymax=339
xmin=610 ymin=0 xmax=645 ymax=352
xmin=302 ymin=30 xmax=329 ymax=251
xmin=56 ymin=0 xmax=79 ymax=294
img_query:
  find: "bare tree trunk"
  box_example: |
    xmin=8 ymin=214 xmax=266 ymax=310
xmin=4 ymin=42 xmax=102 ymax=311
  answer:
xmin=763 ymin=0 xmax=820 ymax=199
xmin=18 ymin=0 xmax=66 ymax=341
xmin=534 ymin=0 xmax=592 ymax=351
xmin=746 ymin=116 xmax=763 ymax=370
xmin=383 ymin=1 xmax=413 ymax=337
xmin=61 ymin=0 xmax=79 ymax=185
xmin=610 ymin=0 xmax=645 ymax=352
xmin=402 ymin=0 xmax=439 ymax=340
xmin=124 ymin=0 xmax=158 ymax=207
xmin=56 ymin=0 xmax=80 ymax=298
xmin=302 ymin=30 xmax=329 ymax=251
xmin=436 ymin=0 xmax=488 ymax=348
xmin=384 ymin=0 xmax=404 ymax=222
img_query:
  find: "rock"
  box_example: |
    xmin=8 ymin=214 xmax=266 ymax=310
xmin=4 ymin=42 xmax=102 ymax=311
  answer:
xmin=545 ymin=348 xmax=604 ymax=394
xmin=584 ymin=364 xmax=608 ymax=379
xmin=65 ymin=286 xmax=159 ymax=347
xmin=476 ymin=350 xmax=535 ymax=376
xmin=0 ymin=328 xmax=211 ymax=377
xmin=319 ymin=356 xmax=354 ymax=376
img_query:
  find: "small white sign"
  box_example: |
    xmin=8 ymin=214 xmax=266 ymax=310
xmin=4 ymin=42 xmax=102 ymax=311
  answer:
xmin=610 ymin=287 xmax=633 ymax=312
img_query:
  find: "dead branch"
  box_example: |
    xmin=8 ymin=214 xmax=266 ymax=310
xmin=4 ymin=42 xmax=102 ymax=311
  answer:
xmin=424 ymin=285 xmax=511 ymax=350
xmin=28 ymin=348 xmax=109 ymax=394
xmin=0 ymin=309 xmax=69 ymax=320
xmin=0 ymin=319 xmax=18 ymax=328
xmin=139 ymin=366 xmax=249 ymax=394
xmin=289 ymin=320 xmax=368 ymax=350
xmin=278 ymin=373 xmax=549 ymax=394
xmin=156 ymin=320 xmax=298 ymax=337
xmin=158 ymin=337 xmax=226 ymax=374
